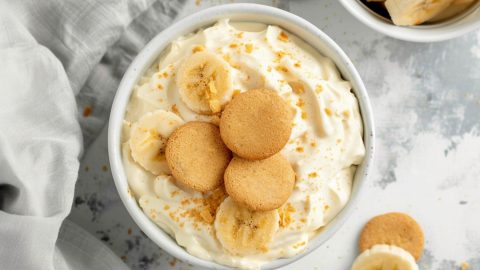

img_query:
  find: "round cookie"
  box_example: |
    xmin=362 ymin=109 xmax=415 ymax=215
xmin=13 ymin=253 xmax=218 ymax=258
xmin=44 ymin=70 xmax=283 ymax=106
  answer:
xmin=359 ymin=212 xmax=424 ymax=261
xmin=220 ymin=89 xmax=293 ymax=160
xmin=166 ymin=121 xmax=232 ymax=192
xmin=224 ymin=154 xmax=295 ymax=211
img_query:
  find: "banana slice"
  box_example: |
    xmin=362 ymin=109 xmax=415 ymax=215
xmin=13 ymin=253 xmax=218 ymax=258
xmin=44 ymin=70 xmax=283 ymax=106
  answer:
xmin=385 ymin=0 xmax=454 ymax=26
xmin=428 ymin=0 xmax=476 ymax=22
xmin=176 ymin=51 xmax=233 ymax=115
xmin=129 ymin=110 xmax=184 ymax=175
xmin=351 ymin=245 xmax=419 ymax=270
xmin=214 ymin=197 xmax=279 ymax=255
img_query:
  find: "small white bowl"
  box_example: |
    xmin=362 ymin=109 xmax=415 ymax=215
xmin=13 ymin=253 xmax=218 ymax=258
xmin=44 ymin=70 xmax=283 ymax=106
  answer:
xmin=339 ymin=0 xmax=480 ymax=42
xmin=108 ymin=3 xmax=375 ymax=269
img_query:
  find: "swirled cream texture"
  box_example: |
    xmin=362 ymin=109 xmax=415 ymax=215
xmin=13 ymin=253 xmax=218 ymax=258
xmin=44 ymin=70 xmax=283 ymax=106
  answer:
xmin=121 ymin=20 xmax=365 ymax=270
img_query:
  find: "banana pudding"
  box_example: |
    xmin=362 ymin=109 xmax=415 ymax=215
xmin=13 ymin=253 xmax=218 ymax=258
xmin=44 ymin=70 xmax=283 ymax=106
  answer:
xmin=121 ymin=19 xmax=365 ymax=269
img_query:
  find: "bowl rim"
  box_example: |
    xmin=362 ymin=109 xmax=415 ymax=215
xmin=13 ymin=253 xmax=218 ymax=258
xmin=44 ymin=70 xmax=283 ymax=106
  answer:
xmin=108 ymin=3 xmax=375 ymax=269
xmin=338 ymin=0 xmax=480 ymax=42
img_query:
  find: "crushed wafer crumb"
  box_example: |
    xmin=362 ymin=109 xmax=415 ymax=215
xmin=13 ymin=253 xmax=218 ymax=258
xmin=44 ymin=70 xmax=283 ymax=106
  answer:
xmin=278 ymin=203 xmax=296 ymax=228
xmin=293 ymin=241 xmax=306 ymax=249
xmin=308 ymin=172 xmax=317 ymax=178
xmin=245 ymin=43 xmax=253 ymax=53
xmin=275 ymin=65 xmax=288 ymax=73
xmin=275 ymin=50 xmax=289 ymax=61
xmin=301 ymin=111 xmax=308 ymax=119
xmin=83 ymin=106 xmax=92 ymax=117
xmin=296 ymin=99 xmax=305 ymax=108
xmin=324 ymin=108 xmax=333 ymax=116
xmin=171 ymin=104 xmax=180 ymax=115
xmin=223 ymin=54 xmax=231 ymax=62
xmin=316 ymin=84 xmax=323 ymax=93
xmin=192 ymin=45 xmax=205 ymax=53
xmin=461 ymin=262 xmax=470 ymax=270
xmin=278 ymin=31 xmax=289 ymax=42
xmin=290 ymin=81 xmax=305 ymax=94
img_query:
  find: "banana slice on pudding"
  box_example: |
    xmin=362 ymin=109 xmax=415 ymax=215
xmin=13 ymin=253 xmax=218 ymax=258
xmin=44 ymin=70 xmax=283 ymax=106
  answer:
xmin=176 ymin=51 xmax=233 ymax=114
xmin=385 ymin=0 xmax=454 ymax=26
xmin=129 ymin=110 xmax=184 ymax=175
xmin=214 ymin=198 xmax=279 ymax=255
xmin=351 ymin=245 xmax=419 ymax=270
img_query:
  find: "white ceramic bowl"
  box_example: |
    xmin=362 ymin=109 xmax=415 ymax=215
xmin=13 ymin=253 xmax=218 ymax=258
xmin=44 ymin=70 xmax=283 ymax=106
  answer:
xmin=339 ymin=0 xmax=480 ymax=42
xmin=108 ymin=3 xmax=375 ymax=269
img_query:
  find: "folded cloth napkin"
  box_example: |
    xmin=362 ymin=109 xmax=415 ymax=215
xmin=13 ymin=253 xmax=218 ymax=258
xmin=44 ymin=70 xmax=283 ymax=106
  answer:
xmin=0 ymin=0 xmax=184 ymax=269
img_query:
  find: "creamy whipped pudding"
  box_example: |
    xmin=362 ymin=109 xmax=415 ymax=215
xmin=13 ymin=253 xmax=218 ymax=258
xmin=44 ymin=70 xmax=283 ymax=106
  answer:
xmin=121 ymin=20 xmax=365 ymax=269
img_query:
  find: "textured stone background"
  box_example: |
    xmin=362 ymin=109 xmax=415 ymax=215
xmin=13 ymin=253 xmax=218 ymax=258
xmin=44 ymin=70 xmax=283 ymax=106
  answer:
xmin=68 ymin=0 xmax=480 ymax=269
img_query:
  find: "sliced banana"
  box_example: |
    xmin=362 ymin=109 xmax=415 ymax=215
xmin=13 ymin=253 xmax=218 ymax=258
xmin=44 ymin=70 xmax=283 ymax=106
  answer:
xmin=129 ymin=110 xmax=184 ymax=175
xmin=385 ymin=0 xmax=454 ymax=26
xmin=176 ymin=51 xmax=233 ymax=115
xmin=351 ymin=244 xmax=419 ymax=270
xmin=428 ymin=0 xmax=476 ymax=22
xmin=214 ymin=197 xmax=279 ymax=255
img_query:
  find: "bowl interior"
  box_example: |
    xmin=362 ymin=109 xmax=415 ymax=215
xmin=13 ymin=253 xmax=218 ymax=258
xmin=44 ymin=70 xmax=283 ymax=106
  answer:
xmin=108 ymin=4 xmax=374 ymax=270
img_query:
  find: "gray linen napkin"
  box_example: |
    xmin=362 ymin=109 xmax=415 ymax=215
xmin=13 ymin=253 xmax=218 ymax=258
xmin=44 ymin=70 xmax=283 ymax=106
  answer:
xmin=0 ymin=0 xmax=184 ymax=269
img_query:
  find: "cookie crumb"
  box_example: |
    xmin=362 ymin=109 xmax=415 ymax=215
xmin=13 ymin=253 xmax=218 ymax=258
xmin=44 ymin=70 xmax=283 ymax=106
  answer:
xmin=83 ymin=106 xmax=92 ymax=117
xmin=278 ymin=31 xmax=289 ymax=42
xmin=192 ymin=45 xmax=205 ymax=53
xmin=461 ymin=262 xmax=470 ymax=270
xmin=171 ymin=104 xmax=180 ymax=115
xmin=245 ymin=43 xmax=253 ymax=53
xmin=323 ymin=108 xmax=332 ymax=116
xmin=296 ymin=99 xmax=305 ymax=108
xmin=275 ymin=65 xmax=288 ymax=73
